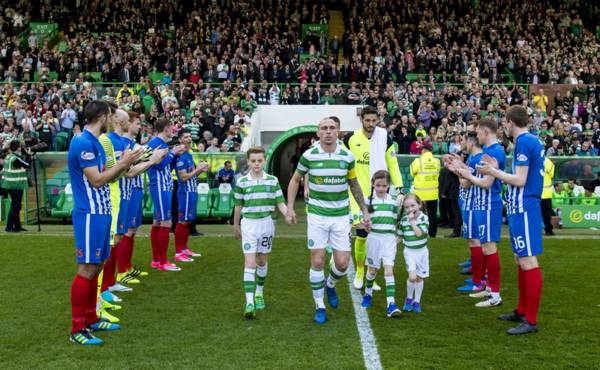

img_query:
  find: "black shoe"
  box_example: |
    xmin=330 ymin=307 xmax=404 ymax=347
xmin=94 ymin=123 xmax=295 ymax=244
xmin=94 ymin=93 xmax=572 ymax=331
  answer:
xmin=497 ymin=310 xmax=525 ymax=323
xmin=447 ymin=233 xmax=461 ymax=238
xmin=16 ymin=227 xmax=27 ymax=232
xmin=189 ymin=231 xmax=203 ymax=236
xmin=507 ymin=321 xmax=538 ymax=335
xmin=545 ymin=230 xmax=555 ymax=236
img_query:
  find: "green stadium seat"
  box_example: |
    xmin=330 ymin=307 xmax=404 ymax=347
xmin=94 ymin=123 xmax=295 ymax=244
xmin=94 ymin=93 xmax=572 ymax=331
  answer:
xmin=196 ymin=183 xmax=212 ymax=218
xmin=51 ymin=184 xmax=74 ymax=218
xmin=45 ymin=178 xmax=63 ymax=207
xmin=210 ymin=183 xmax=234 ymax=219
xmin=56 ymin=132 xmax=70 ymax=151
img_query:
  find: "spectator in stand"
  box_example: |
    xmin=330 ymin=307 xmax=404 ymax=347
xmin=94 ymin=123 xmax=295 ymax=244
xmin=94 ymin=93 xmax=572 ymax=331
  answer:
xmin=216 ymin=161 xmax=235 ymax=185
xmin=409 ymin=133 xmax=425 ymax=155
xmin=205 ymin=137 xmax=220 ymax=153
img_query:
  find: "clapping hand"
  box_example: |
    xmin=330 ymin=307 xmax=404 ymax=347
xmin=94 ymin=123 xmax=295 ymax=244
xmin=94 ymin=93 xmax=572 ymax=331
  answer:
xmin=171 ymin=144 xmax=186 ymax=156
xmin=477 ymin=154 xmax=498 ymax=175
xmin=121 ymin=146 xmax=145 ymax=166
xmin=150 ymin=148 xmax=168 ymax=164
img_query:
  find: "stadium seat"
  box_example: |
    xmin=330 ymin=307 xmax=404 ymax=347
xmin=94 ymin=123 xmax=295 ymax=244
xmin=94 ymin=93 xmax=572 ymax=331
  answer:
xmin=196 ymin=183 xmax=212 ymax=218
xmin=51 ymin=184 xmax=74 ymax=218
xmin=45 ymin=178 xmax=63 ymax=208
xmin=210 ymin=183 xmax=234 ymax=219
xmin=56 ymin=132 xmax=70 ymax=151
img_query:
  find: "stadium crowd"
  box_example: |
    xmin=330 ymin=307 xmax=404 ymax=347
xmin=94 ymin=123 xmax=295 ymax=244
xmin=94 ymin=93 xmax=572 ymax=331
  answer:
xmin=0 ymin=0 xmax=599 ymax=157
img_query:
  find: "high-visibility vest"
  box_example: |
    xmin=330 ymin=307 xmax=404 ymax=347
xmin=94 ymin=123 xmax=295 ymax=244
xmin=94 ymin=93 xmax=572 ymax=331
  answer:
xmin=410 ymin=151 xmax=440 ymax=201
xmin=1 ymin=153 xmax=28 ymax=190
xmin=542 ymin=157 xmax=554 ymax=199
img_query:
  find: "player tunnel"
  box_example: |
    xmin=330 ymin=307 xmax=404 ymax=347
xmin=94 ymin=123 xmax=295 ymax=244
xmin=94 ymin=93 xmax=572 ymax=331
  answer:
xmin=265 ymin=125 xmax=318 ymax=192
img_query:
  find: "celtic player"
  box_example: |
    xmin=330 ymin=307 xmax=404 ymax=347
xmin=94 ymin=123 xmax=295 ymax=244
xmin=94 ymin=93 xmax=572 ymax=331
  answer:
xmin=286 ymin=117 xmax=371 ymax=324
xmin=233 ymin=147 xmax=288 ymax=319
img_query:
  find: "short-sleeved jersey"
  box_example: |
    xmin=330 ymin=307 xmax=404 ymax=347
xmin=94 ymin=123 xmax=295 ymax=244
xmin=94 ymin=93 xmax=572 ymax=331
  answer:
xmin=296 ymin=144 xmax=356 ymax=217
xmin=461 ymin=152 xmax=483 ymax=211
xmin=474 ymin=143 xmax=505 ymax=210
xmin=68 ymin=130 xmax=112 ymax=215
xmin=175 ymin=151 xmax=197 ymax=193
xmin=147 ymin=136 xmax=175 ymax=192
xmin=122 ymin=136 xmax=143 ymax=189
xmin=506 ymin=132 xmax=544 ymax=214
xmin=398 ymin=212 xmax=429 ymax=249
xmin=107 ymin=132 xmax=132 ymax=200
xmin=367 ymin=193 xmax=399 ymax=234
xmin=234 ymin=172 xmax=284 ymax=219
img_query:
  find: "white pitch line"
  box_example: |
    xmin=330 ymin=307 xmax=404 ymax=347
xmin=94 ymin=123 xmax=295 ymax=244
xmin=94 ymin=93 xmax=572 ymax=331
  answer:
xmin=347 ymin=260 xmax=383 ymax=370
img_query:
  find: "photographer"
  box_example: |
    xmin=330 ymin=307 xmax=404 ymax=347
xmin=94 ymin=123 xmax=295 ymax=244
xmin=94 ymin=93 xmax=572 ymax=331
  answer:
xmin=1 ymin=140 xmax=30 ymax=232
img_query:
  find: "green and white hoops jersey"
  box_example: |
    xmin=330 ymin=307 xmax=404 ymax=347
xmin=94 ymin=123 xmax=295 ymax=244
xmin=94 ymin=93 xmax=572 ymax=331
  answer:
xmin=296 ymin=144 xmax=356 ymax=217
xmin=398 ymin=213 xmax=429 ymax=249
xmin=367 ymin=194 xmax=399 ymax=234
xmin=234 ymin=172 xmax=285 ymax=219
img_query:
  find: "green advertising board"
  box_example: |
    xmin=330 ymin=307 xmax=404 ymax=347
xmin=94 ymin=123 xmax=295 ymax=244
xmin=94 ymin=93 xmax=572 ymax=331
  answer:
xmin=301 ymin=24 xmax=328 ymax=39
xmin=30 ymin=23 xmax=58 ymax=36
xmin=561 ymin=205 xmax=600 ymax=229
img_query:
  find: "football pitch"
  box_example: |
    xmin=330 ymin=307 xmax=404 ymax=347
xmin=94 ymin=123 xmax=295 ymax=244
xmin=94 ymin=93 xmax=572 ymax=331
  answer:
xmin=1 ymin=221 xmax=599 ymax=369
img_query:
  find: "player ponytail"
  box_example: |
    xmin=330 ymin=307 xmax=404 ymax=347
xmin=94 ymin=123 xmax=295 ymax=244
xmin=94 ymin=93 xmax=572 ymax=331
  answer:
xmin=368 ymin=170 xmax=391 ymax=213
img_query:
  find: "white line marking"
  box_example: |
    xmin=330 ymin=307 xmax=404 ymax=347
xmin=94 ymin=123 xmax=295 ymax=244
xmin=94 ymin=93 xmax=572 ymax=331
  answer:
xmin=347 ymin=260 xmax=383 ymax=370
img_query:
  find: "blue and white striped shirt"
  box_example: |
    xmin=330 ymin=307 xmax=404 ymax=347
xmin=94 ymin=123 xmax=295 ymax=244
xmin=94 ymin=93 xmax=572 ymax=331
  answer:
xmin=147 ymin=136 xmax=174 ymax=192
xmin=506 ymin=133 xmax=544 ymax=214
xmin=461 ymin=152 xmax=483 ymax=211
xmin=68 ymin=130 xmax=112 ymax=215
xmin=474 ymin=143 xmax=505 ymax=211
xmin=175 ymin=151 xmax=198 ymax=193
xmin=121 ymin=136 xmax=143 ymax=189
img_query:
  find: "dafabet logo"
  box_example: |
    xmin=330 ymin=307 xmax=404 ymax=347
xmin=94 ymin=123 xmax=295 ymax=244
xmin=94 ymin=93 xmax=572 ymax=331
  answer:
xmin=569 ymin=209 xmax=600 ymax=223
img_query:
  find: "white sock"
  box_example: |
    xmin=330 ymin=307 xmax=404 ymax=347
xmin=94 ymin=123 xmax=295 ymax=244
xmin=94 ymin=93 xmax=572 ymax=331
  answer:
xmin=406 ymin=280 xmax=415 ymax=300
xmin=414 ymin=281 xmax=424 ymax=303
xmin=385 ymin=275 xmax=395 ymax=304
xmin=326 ymin=264 xmax=347 ymax=288
xmin=310 ymin=268 xmax=325 ymax=309
xmin=256 ymin=264 xmax=268 ymax=295
xmin=365 ymin=271 xmax=376 ymax=296
xmin=243 ymin=267 xmax=256 ymax=305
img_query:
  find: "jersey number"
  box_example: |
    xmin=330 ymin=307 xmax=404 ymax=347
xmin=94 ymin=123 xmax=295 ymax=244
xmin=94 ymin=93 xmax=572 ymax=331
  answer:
xmin=479 ymin=225 xmax=485 ymax=238
xmin=512 ymin=236 xmax=526 ymax=250
xmin=261 ymin=236 xmax=273 ymax=248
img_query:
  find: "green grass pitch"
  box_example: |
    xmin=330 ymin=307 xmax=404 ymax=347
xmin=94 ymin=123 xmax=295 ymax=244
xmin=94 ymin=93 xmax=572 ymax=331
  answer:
xmin=1 ymin=226 xmax=599 ymax=369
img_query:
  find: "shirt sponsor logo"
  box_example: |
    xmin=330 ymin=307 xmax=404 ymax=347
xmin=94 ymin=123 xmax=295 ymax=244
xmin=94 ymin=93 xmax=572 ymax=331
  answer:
xmin=314 ymin=176 xmax=346 ymax=185
xmin=517 ymin=154 xmax=528 ymax=162
xmin=81 ymin=151 xmax=95 ymax=160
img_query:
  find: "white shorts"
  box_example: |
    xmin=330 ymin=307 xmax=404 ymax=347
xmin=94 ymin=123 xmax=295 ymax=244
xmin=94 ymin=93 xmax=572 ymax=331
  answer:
xmin=241 ymin=217 xmax=275 ymax=254
xmin=307 ymin=213 xmax=351 ymax=252
xmin=366 ymin=233 xmax=397 ymax=268
xmin=403 ymin=247 xmax=429 ymax=278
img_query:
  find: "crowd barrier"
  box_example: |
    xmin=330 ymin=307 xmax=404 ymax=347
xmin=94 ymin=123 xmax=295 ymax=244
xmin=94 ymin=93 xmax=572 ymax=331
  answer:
xmin=4 ymin=153 xmax=599 ymax=227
